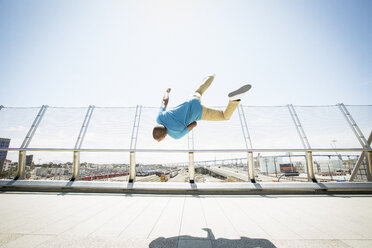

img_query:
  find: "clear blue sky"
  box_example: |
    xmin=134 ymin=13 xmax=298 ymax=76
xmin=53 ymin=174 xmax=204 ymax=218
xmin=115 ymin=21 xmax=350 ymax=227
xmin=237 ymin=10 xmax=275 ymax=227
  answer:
xmin=0 ymin=0 xmax=371 ymax=108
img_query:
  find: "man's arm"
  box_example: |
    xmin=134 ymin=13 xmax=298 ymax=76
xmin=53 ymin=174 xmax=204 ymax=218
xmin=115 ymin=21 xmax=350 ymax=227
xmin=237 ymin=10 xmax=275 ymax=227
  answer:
xmin=187 ymin=121 xmax=197 ymax=132
xmin=161 ymin=88 xmax=171 ymax=109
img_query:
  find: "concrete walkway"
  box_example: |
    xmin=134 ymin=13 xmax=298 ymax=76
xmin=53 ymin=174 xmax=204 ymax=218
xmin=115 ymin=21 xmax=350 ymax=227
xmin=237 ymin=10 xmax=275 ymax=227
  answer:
xmin=0 ymin=192 xmax=371 ymax=248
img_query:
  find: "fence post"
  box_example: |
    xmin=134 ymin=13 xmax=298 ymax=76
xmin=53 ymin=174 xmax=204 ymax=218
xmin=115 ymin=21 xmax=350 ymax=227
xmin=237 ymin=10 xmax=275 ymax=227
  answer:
xmin=288 ymin=104 xmax=317 ymax=182
xmin=20 ymin=105 xmax=48 ymax=149
xmin=15 ymin=150 xmax=26 ymax=180
xmin=350 ymin=131 xmax=372 ymax=181
xmin=129 ymin=151 xmax=136 ymax=183
xmin=128 ymin=105 xmax=142 ymax=183
xmin=338 ymin=103 xmax=369 ymax=148
xmin=72 ymin=105 xmax=95 ymax=181
xmin=248 ymin=152 xmax=256 ymax=183
xmin=368 ymin=152 xmax=372 ymax=181
xmin=14 ymin=105 xmax=47 ymax=180
xmin=306 ymin=151 xmax=317 ymax=182
xmin=71 ymin=151 xmax=80 ymax=181
xmin=189 ymin=152 xmax=195 ymax=183
xmin=238 ymin=105 xmax=253 ymax=150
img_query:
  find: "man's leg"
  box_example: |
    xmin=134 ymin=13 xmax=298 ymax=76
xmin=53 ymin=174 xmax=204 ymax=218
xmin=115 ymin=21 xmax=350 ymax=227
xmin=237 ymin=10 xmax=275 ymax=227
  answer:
xmin=201 ymin=100 xmax=240 ymax=121
xmin=199 ymin=83 xmax=250 ymax=121
xmin=193 ymin=75 xmax=214 ymax=99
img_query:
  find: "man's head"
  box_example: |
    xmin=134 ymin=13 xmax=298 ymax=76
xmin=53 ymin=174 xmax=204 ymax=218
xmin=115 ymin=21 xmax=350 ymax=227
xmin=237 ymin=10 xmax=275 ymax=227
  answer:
xmin=153 ymin=125 xmax=167 ymax=142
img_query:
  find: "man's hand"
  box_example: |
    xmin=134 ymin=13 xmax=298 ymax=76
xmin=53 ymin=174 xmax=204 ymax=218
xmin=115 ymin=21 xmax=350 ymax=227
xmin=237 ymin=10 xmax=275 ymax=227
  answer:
xmin=161 ymin=88 xmax=171 ymax=109
xmin=187 ymin=121 xmax=197 ymax=132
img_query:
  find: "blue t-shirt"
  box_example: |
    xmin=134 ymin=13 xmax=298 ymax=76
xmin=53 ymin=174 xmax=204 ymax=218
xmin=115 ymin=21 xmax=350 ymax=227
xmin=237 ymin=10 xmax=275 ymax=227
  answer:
xmin=156 ymin=98 xmax=203 ymax=139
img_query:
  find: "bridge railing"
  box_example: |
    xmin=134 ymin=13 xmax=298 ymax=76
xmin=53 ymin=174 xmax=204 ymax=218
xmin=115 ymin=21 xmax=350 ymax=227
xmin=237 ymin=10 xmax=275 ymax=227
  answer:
xmin=0 ymin=104 xmax=371 ymax=183
xmin=0 ymin=147 xmax=371 ymax=183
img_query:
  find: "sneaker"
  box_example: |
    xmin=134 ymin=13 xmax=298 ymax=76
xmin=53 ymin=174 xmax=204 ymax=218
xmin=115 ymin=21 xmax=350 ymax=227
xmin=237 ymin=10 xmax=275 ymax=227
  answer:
xmin=228 ymin=84 xmax=252 ymax=101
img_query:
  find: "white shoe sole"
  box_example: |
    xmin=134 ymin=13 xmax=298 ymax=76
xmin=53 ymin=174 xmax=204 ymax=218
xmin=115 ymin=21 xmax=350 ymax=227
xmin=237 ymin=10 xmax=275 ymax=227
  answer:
xmin=228 ymin=84 xmax=251 ymax=101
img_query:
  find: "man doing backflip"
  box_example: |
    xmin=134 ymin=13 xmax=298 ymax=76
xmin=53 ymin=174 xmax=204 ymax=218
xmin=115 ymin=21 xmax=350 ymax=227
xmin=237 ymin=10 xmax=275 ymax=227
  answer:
xmin=153 ymin=75 xmax=251 ymax=141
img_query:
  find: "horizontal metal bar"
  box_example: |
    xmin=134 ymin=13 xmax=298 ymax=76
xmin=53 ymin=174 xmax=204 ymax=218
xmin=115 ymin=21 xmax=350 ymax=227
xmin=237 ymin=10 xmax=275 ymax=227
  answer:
xmin=0 ymin=148 xmax=371 ymax=152
xmin=2 ymin=180 xmax=372 ymax=194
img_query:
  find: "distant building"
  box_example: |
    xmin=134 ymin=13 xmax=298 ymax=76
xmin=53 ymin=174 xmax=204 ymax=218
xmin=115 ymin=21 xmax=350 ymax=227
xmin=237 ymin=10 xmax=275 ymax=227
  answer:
xmin=0 ymin=138 xmax=11 ymax=171
xmin=314 ymin=159 xmax=343 ymax=173
xmin=1 ymin=159 xmax=11 ymax=171
xmin=259 ymin=156 xmax=283 ymax=174
xmin=26 ymin=155 xmax=34 ymax=167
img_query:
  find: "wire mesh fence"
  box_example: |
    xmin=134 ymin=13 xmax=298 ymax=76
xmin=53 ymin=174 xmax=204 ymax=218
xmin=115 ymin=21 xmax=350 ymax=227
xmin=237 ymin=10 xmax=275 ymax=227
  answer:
xmin=29 ymin=107 xmax=88 ymax=149
xmin=0 ymin=104 xmax=371 ymax=182
xmin=241 ymin=106 xmax=303 ymax=149
xmin=294 ymin=105 xmax=361 ymax=148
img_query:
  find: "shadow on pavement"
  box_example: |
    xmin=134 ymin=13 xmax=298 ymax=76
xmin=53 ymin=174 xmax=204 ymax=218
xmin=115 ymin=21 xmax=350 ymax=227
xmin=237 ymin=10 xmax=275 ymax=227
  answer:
xmin=149 ymin=228 xmax=276 ymax=248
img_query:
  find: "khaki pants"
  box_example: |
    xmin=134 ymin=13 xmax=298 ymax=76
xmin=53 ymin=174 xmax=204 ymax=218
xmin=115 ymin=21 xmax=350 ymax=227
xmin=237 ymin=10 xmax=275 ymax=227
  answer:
xmin=192 ymin=76 xmax=240 ymax=121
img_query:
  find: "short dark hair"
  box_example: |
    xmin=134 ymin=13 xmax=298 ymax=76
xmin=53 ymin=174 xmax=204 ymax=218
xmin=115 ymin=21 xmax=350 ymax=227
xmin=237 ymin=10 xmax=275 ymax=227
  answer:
xmin=153 ymin=125 xmax=167 ymax=140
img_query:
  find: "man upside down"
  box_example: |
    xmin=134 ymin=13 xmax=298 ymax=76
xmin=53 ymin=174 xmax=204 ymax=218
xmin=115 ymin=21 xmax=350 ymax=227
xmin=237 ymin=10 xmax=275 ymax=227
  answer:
xmin=153 ymin=75 xmax=251 ymax=141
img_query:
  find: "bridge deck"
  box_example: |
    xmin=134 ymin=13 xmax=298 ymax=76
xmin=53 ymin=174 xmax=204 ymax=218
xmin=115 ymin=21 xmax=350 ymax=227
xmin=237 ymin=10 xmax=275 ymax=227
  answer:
xmin=0 ymin=192 xmax=371 ymax=248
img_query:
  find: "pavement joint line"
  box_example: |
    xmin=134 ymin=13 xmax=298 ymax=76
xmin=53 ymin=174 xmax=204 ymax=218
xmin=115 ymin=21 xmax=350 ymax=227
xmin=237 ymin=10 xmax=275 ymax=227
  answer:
xmin=199 ymin=196 xmax=210 ymax=240
xmin=146 ymin=196 xmax=171 ymax=239
xmin=273 ymin=197 xmax=323 ymax=240
xmin=230 ymin=197 xmax=274 ymax=239
xmin=215 ymin=197 xmax=242 ymax=239
xmin=58 ymin=195 xmax=124 ymax=237
xmin=177 ymin=196 xmax=186 ymax=242
xmin=86 ymin=196 xmax=141 ymax=237
xmin=117 ymin=197 xmax=153 ymax=237
xmin=286 ymin=196 xmax=364 ymax=239
xmin=2 ymin=197 xmax=86 ymax=234
xmin=86 ymin=196 xmax=143 ymax=237
xmin=254 ymin=197 xmax=305 ymax=239
xmin=0 ymin=194 xmax=65 ymax=224
xmin=30 ymin=194 xmax=109 ymax=235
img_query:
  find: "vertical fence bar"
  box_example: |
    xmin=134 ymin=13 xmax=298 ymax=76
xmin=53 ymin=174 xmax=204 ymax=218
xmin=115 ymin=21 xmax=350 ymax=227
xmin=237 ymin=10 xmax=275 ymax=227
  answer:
xmin=74 ymin=106 xmax=95 ymax=150
xmin=288 ymin=104 xmax=317 ymax=182
xmin=135 ymin=106 xmax=142 ymax=149
xmin=189 ymin=152 xmax=195 ymax=183
xmin=350 ymin=131 xmax=372 ymax=181
xmin=72 ymin=105 xmax=95 ymax=181
xmin=337 ymin=103 xmax=369 ymax=148
xmin=306 ymin=151 xmax=317 ymax=182
xmin=71 ymin=151 xmax=80 ymax=181
xmin=338 ymin=104 xmax=371 ymax=181
xmin=130 ymin=105 xmax=142 ymax=150
xmin=188 ymin=130 xmax=194 ymax=150
xmin=287 ymin=104 xmax=311 ymax=149
xmin=15 ymin=105 xmax=48 ymax=180
xmin=350 ymin=154 xmax=367 ymax=181
xmin=21 ymin=105 xmax=48 ymax=149
xmin=15 ymin=150 xmax=26 ymax=180
xmin=129 ymin=151 xmax=136 ymax=183
xmin=129 ymin=105 xmax=142 ymax=183
xmin=248 ymin=151 xmax=256 ymax=183
xmin=238 ymin=105 xmax=255 ymax=183
xmin=367 ymin=152 xmax=372 ymax=182
xmin=238 ymin=105 xmax=253 ymax=150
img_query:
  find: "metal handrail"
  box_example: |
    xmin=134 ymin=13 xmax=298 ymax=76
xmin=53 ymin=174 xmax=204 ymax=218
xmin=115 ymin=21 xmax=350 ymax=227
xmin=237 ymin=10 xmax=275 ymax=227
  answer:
xmin=0 ymin=148 xmax=371 ymax=152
